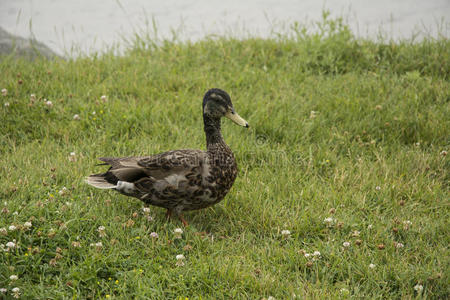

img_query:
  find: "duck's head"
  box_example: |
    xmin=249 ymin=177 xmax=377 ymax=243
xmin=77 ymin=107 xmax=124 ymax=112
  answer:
xmin=202 ymin=88 xmax=249 ymax=128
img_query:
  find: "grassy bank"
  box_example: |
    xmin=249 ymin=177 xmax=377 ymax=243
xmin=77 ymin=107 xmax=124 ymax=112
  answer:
xmin=0 ymin=16 xmax=449 ymax=299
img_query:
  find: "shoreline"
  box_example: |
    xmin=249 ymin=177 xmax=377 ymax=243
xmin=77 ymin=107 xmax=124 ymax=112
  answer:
xmin=1 ymin=0 xmax=448 ymax=57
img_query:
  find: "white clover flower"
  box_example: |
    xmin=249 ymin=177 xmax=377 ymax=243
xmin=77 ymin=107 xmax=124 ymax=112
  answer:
xmin=101 ymin=95 xmax=107 ymax=102
xmin=90 ymin=242 xmax=103 ymax=250
xmin=11 ymin=287 xmax=20 ymax=298
xmin=92 ymin=111 xmax=96 ymax=115
xmin=176 ymin=254 xmax=185 ymax=266
xmin=369 ymin=263 xmax=376 ymax=269
xmin=343 ymin=241 xmax=350 ymax=248
xmin=73 ymin=114 xmax=80 ymax=120
xmin=367 ymin=224 xmax=373 ymax=230
xmin=142 ymin=207 xmax=151 ymax=214
xmin=281 ymin=230 xmax=291 ymax=237
xmin=414 ymin=284 xmax=423 ymax=293
xmin=58 ymin=187 xmax=69 ymax=196
xmin=8 ymin=225 xmax=17 ymax=231
xmin=351 ymin=230 xmax=360 ymax=237
xmin=174 ymin=228 xmax=183 ymax=239
xmin=6 ymin=241 xmax=16 ymax=249
xmin=395 ymin=242 xmax=404 ymax=249
xmin=4 ymin=102 xmax=9 ymax=107
xmin=304 ymin=253 xmax=311 ymax=258
xmin=23 ymin=222 xmax=32 ymax=229
xmin=0 ymin=228 xmax=7 ymax=235
xmin=0 ymin=288 xmax=7 ymax=293
xmin=150 ymin=232 xmax=158 ymax=238
xmin=268 ymin=297 xmax=275 ymax=300
xmin=146 ymin=215 xmax=154 ymax=222
xmin=440 ymin=150 xmax=447 ymax=156
xmin=30 ymin=94 xmax=36 ymax=101
xmin=97 ymin=226 xmax=106 ymax=237
xmin=313 ymin=251 xmax=321 ymax=257
xmin=45 ymin=100 xmax=53 ymax=108
xmin=375 ymin=186 xmax=381 ymax=191
xmin=323 ymin=217 xmax=334 ymax=225
xmin=310 ymin=110 xmax=318 ymax=119
xmin=45 ymin=228 xmax=58 ymax=239
xmin=12 ymin=211 xmax=18 ymax=216
xmin=403 ymin=220 xmax=412 ymax=230
xmin=69 ymin=152 xmax=77 ymax=162
xmin=9 ymin=275 xmax=18 ymax=281
xmin=71 ymin=241 xmax=81 ymax=248
xmin=1 ymin=88 xmax=7 ymax=96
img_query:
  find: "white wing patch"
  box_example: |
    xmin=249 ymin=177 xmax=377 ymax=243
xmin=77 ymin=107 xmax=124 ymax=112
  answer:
xmin=116 ymin=181 xmax=136 ymax=194
xmin=154 ymin=174 xmax=187 ymax=190
xmin=165 ymin=174 xmax=186 ymax=187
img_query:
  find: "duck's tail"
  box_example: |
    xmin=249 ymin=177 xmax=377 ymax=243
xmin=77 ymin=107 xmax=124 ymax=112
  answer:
xmin=85 ymin=173 xmax=117 ymax=189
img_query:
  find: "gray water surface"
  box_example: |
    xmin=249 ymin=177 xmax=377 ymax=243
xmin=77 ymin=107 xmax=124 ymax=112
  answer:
xmin=0 ymin=0 xmax=448 ymax=56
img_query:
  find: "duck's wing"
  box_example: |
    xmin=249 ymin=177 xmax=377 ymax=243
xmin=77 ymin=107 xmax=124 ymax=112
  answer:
xmin=134 ymin=149 xmax=207 ymax=193
xmin=87 ymin=150 xmax=206 ymax=189
xmin=137 ymin=149 xmax=206 ymax=180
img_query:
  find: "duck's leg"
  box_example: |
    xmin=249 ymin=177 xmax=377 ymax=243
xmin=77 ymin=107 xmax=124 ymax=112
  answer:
xmin=165 ymin=209 xmax=173 ymax=220
xmin=165 ymin=209 xmax=187 ymax=226
xmin=178 ymin=214 xmax=189 ymax=227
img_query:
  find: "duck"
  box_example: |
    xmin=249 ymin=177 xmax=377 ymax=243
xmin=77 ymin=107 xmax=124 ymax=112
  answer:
xmin=86 ymin=88 xmax=249 ymax=226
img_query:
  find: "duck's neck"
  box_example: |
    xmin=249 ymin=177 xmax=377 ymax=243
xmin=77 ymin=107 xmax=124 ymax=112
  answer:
xmin=203 ymin=114 xmax=227 ymax=150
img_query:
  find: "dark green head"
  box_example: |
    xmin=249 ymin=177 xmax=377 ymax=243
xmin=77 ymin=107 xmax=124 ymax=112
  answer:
xmin=202 ymin=88 xmax=249 ymax=127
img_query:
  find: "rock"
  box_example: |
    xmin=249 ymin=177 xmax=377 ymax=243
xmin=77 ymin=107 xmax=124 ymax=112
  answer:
xmin=0 ymin=27 xmax=60 ymax=60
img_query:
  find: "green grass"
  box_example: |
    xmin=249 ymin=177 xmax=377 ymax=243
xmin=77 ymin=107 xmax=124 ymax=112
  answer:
xmin=0 ymin=15 xmax=449 ymax=299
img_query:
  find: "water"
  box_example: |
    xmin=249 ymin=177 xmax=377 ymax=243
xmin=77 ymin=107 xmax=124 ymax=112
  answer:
xmin=0 ymin=0 xmax=448 ymax=56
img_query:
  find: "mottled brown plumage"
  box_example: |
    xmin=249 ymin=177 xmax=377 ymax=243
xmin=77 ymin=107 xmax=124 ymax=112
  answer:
xmin=86 ymin=88 xmax=249 ymax=226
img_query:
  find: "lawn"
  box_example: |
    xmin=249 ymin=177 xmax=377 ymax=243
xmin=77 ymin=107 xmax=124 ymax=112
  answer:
xmin=0 ymin=16 xmax=449 ymax=299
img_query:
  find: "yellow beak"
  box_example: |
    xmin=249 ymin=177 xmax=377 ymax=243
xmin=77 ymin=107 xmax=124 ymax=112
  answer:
xmin=225 ymin=110 xmax=249 ymax=128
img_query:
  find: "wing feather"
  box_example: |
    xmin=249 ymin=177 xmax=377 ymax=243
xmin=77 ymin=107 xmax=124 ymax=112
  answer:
xmin=137 ymin=149 xmax=205 ymax=180
xmin=98 ymin=150 xmax=206 ymax=184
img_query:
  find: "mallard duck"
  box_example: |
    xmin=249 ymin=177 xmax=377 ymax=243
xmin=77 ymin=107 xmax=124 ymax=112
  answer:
xmin=86 ymin=88 xmax=249 ymax=226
